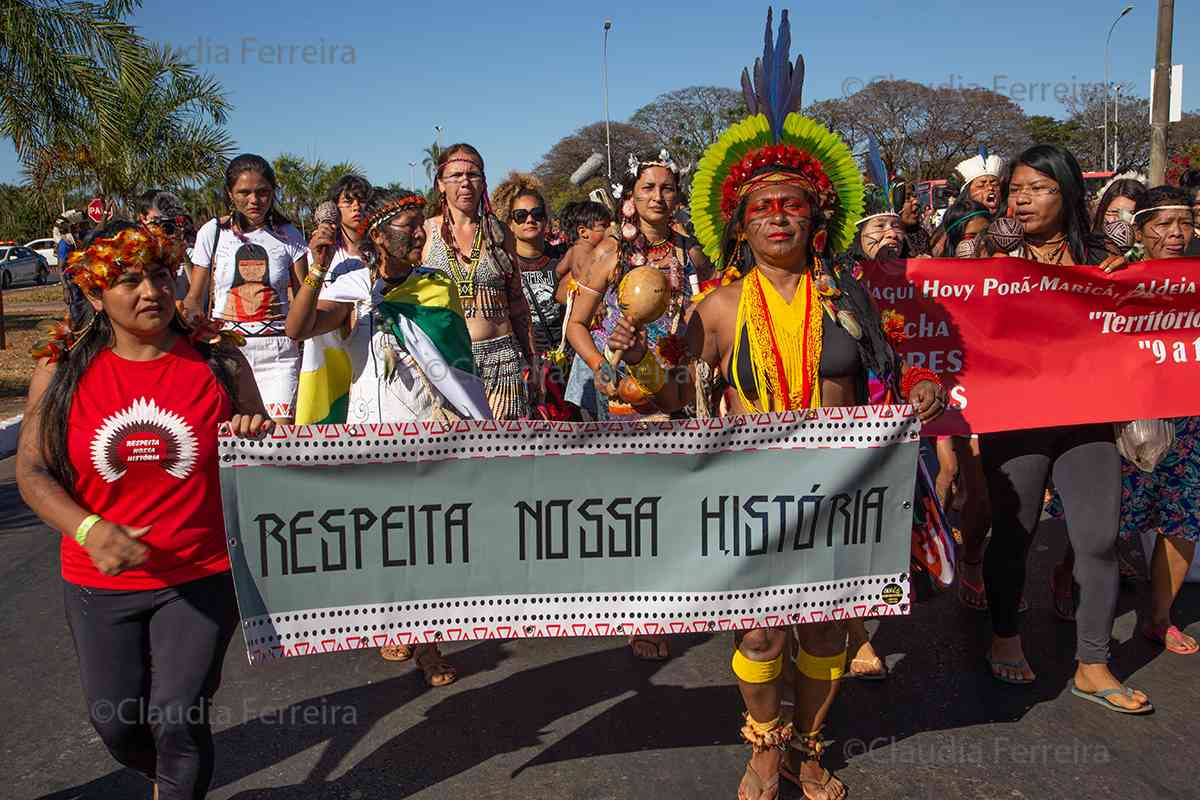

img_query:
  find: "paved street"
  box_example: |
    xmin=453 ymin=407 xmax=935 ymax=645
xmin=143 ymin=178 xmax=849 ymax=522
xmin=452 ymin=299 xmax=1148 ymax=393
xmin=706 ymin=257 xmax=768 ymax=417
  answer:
xmin=2 ymin=454 xmax=1197 ymax=800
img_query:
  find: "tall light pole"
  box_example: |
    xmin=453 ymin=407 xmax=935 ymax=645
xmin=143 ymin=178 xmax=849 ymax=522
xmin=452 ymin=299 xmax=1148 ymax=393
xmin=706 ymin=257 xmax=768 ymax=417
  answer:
xmin=1104 ymin=5 xmax=1135 ymax=172
xmin=434 ymin=125 xmax=443 ymax=151
xmin=1113 ymin=84 xmax=1122 ymax=169
xmin=409 ymin=161 xmax=417 ymax=191
xmin=603 ymin=19 xmax=613 ymax=181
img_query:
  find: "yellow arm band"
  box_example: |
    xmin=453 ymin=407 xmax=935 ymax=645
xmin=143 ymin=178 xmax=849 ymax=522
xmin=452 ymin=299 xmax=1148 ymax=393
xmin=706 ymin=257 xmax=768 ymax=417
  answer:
xmin=75 ymin=514 xmax=101 ymax=547
xmin=731 ymin=648 xmax=784 ymax=684
xmin=795 ymin=647 xmax=847 ymax=681
xmin=303 ymin=269 xmax=326 ymax=291
xmin=626 ymin=349 xmax=667 ymax=395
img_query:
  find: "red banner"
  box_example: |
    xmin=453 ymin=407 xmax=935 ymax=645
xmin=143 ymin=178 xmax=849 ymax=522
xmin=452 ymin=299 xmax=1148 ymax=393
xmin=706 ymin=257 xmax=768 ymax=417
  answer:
xmin=860 ymin=256 xmax=1200 ymax=435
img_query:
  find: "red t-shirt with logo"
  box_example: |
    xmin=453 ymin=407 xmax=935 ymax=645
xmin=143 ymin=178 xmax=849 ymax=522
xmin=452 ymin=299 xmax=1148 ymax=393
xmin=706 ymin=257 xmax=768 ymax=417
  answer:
xmin=62 ymin=339 xmax=233 ymax=589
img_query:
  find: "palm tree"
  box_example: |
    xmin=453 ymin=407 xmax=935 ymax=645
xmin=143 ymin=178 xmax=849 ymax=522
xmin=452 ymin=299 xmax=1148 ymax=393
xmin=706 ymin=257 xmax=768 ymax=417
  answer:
xmin=0 ymin=1 xmax=153 ymax=161
xmin=270 ymin=155 xmax=363 ymax=236
xmin=24 ymin=44 xmax=235 ymax=211
xmin=422 ymin=142 xmax=443 ymax=185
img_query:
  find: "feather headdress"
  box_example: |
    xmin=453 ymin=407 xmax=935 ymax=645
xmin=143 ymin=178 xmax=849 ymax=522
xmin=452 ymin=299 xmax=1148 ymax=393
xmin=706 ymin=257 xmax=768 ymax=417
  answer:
xmin=857 ymin=135 xmax=901 ymax=225
xmin=947 ymin=145 xmax=1005 ymax=196
xmin=691 ymin=7 xmax=863 ymax=264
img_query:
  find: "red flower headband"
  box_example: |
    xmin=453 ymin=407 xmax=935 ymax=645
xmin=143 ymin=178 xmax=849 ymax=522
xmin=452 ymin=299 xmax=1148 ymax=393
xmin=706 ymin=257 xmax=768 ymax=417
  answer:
xmin=720 ymin=144 xmax=834 ymax=221
xmin=65 ymin=226 xmax=184 ymax=296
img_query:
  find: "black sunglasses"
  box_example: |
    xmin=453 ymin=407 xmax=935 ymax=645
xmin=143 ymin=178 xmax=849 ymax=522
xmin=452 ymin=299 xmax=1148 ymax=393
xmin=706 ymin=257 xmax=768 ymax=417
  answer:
xmin=511 ymin=208 xmax=547 ymax=224
xmin=146 ymin=216 xmax=187 ymax=236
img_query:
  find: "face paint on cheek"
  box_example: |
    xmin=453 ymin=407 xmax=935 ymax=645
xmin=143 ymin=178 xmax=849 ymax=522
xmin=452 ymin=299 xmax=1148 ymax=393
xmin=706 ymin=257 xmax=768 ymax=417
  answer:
xmin=744 ymin=198 xmax=812 ymax=221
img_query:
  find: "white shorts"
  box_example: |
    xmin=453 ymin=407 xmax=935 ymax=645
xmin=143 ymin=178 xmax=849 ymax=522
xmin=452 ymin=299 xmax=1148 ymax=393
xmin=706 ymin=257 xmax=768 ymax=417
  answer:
xmin=240 ymin=334 xmax=300 ymax=420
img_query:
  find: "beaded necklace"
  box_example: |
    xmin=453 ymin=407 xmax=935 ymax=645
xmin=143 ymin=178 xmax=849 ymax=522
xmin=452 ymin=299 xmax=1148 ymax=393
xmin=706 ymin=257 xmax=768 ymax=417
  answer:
xmin=444 ymin=226 xmax=484 ymax=304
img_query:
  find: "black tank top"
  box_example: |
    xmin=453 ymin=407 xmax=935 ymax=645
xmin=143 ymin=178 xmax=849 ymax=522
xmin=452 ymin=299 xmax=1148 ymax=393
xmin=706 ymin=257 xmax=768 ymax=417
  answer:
xmin=725 ymin=316 xmax=862 ymax=402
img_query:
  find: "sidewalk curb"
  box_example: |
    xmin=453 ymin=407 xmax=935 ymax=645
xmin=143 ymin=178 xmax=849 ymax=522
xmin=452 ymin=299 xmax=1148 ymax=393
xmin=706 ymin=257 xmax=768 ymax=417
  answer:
xmin=0 ymin=414 xmax=22 ymax=458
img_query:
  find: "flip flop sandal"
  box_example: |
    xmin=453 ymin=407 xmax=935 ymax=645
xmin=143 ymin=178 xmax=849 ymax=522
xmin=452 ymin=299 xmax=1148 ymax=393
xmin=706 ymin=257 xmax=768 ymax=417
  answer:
xmin=1142 ymin=623 xmax=1200 ymax=655
xmin=628 ymin=636 xmax=669 ymax=661
xmin=1070 ymin=683 xmax=1153 ymax=714
xmin=737 ymin=759 xmax=780 ymax=800
xmin=1050 ymin=573 xmax=1076 ymax=622
xmin=846 ymin=656 xmax=888 ymax=681
xmin=957 ymin=558 xmax=988 ymax=611
xmin=779 ymin=758 xmax=846 ymax=799
xmin=985 ymin=653 xmax=1035 ymax=685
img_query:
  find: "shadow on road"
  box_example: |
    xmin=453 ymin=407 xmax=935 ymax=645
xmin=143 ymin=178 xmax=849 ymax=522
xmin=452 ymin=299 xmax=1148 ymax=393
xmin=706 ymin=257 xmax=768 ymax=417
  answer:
xmin=32 ymin=520 xmax=1200 ymax=799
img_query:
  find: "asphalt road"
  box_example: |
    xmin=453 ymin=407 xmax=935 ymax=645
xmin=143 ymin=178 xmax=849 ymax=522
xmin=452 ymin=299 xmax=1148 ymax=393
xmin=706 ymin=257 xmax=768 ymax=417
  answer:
xmin=2 ymin=454 xmax=1197 ymax=800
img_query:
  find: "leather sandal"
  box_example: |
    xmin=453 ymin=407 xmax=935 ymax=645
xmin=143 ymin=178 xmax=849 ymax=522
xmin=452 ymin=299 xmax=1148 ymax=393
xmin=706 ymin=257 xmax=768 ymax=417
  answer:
xmin=380 ymin=643 xmax=414 ymax=662
xmin=737 ymin=713 xmax=793 ymax=800
xmin=414 ymin=644 xmax=457 ymax=687
xmin=780 ymin=729 xmax=846 ymax=800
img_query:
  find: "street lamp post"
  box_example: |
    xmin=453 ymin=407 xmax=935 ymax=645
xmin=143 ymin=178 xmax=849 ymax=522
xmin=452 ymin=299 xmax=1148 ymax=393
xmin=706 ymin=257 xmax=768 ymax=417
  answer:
xmin=1104 ymin=5 xmax=1135 ymax=172
xmin=409 ymin=161 xmax=417 ymax=192
xmin=603 ymin=20 xmax=613 ymax=181
xmin=434 ymin=125 xmax=443 ymax=151
xmin=1113 ymin=85 xmax=1122 ymax=169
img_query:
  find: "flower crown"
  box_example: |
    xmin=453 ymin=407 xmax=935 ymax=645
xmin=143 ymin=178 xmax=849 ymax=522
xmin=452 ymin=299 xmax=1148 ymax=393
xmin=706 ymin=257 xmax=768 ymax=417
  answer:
xmin=612 ymin=148 xmax=680 ymax=199
xmin=65 ymin=226 xmax=184 ymax=296
xmin=720 ymin=144 xmax=834 ymax=220
xmin=358 ymin=194 xmax=426 ymax=237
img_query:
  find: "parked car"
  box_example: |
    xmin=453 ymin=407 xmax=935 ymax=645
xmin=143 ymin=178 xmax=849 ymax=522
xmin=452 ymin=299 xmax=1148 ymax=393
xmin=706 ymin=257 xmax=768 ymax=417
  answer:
xmin=0 ymin=243 xmax=49 ymax=288
xmin=26 ymin=238 xmax=59 ymax=268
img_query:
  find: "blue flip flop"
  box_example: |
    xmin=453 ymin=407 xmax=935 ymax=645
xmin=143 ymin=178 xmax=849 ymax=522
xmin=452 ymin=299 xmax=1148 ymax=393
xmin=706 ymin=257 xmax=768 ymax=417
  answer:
xmin=985 ymin=653 xmax=1034 ymax=685
xmin=1070 ymin=683 xmax=1153 ymax=714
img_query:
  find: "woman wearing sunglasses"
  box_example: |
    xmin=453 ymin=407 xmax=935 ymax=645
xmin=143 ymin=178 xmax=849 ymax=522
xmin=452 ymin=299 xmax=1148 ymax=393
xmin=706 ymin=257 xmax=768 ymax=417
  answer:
xmin=490 ymin=173 xmax=568 ymax=362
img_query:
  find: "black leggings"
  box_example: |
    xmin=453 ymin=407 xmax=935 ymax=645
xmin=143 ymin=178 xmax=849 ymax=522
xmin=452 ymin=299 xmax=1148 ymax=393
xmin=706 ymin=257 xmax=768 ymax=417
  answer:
xmin=63 ymin=572 xmax=239 ymax=800
xmin=979 ymin=423 xmax=1120 ymax=664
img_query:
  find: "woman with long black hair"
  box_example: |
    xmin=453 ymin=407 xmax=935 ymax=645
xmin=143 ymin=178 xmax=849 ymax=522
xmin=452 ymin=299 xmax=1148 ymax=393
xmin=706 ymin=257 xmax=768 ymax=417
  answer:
xmin=1092 ymin=175 xmax=1146 ymax=234
xmin=17 ymin=222 xmax=272 ymax=800
xmin=182 ymin=154 xmax=309 ymax=423
xmin=565 ymin=151 xmax=714 ymax=660
xmin=976 ymin=145 xmax=1149 ymax=713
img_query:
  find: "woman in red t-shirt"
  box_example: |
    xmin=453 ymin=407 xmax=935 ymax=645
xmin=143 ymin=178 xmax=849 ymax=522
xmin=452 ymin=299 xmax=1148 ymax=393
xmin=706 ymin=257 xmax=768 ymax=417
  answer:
xmin=16 ymin=222 xmax=273 ymax=800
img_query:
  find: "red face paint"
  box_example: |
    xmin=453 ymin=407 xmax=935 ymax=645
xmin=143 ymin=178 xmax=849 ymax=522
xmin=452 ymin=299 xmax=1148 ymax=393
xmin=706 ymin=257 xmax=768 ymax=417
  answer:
xmin=745 ymin=196 xmax=812 ymax=221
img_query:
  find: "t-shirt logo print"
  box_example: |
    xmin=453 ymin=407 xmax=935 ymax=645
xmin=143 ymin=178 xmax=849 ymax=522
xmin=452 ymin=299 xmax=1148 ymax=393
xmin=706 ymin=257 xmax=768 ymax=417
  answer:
xmin=90 ymin=397 xmax=198 ymax=483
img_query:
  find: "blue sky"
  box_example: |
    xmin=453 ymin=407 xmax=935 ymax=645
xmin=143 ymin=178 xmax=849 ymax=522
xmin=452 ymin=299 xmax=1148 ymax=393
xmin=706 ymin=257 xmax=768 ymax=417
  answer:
xmin=2 ymin=0 xmax=1195 ymax=188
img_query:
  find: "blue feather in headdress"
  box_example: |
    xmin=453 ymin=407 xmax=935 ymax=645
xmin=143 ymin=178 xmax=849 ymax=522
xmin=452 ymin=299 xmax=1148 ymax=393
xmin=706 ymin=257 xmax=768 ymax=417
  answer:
xmin=747 ymin=7 xmax=807 ymax=144
xmin=978 ymin=144 xmax=988 ymax=161
xmin=867 ymin=135 xmax=891 ymax=211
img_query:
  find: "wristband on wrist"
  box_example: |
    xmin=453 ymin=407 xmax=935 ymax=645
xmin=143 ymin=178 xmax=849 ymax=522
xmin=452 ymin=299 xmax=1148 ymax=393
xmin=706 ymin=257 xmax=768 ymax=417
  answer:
xmin=627 ymin=349 xmax=667 ymax=395
xmin=303 ymin=266 xmax=327 ymax=290
xmin=75 ymin=514 xmax=101 ymax=546
xmin=901 ymin=367 xmax=942 ymax=400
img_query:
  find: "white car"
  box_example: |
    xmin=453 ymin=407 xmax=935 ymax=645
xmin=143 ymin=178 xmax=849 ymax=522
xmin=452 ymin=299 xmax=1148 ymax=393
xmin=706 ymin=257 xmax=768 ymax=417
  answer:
xmin=0 ymin=244 xmax=49 ymax=288
xmin=26 ymin=238 xmax=58 ymax=268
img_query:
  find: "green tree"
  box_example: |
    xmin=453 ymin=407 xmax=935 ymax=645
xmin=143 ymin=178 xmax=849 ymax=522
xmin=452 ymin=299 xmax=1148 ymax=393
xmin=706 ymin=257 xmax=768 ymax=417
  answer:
xmin=24 ymin=44 xmax=234 ymax=209
xmin=271 ymin=155 xmax=362 ymax=235
xmin=0 ymin=182 xmax=59 ymax=242
xmin=422 ymin=143 xmax=443 ymax=185
xmin=629 ymin=86 xmax=747 ymax=174
xmin=1024 ymin=115 xmax=1082 ymax=149
xmin=1 ymin=0 xmax=153 ymax=160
